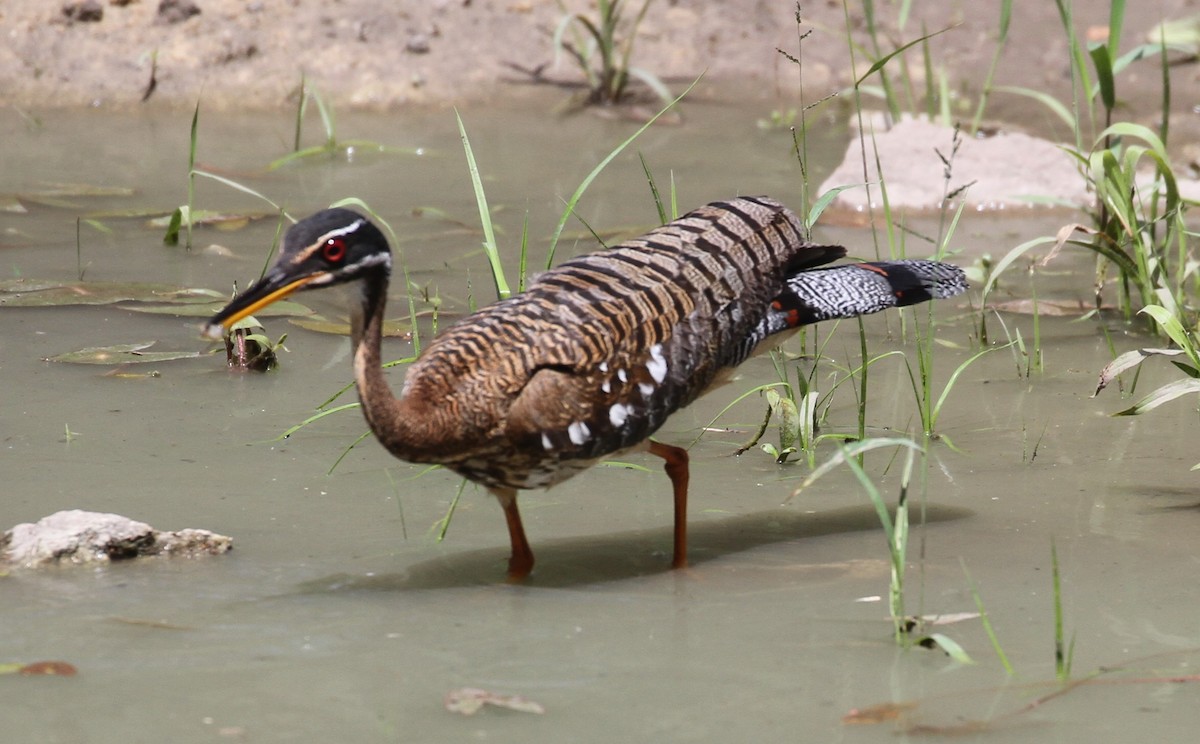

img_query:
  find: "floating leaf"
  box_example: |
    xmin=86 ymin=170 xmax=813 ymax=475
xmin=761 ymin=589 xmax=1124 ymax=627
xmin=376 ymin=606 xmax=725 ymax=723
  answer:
xmin=145 ymin=210 xmax=268 ymax=231
xmin=46 ymin=342 xmax=203 ymax=365
xmin=0 ymin=279 xmax=223 ymax=308
xmin=1 ymin=183 xmax=137 ymax=211
xmin=289 ymin=315 xmax=412 ymax=337
xmin=81 ymin=207 xmax=174 ymax=220
xmin=443 ymin=687 xmax=545 ymax=716
xmin=31 ymin=183 xmax=135 ymax=198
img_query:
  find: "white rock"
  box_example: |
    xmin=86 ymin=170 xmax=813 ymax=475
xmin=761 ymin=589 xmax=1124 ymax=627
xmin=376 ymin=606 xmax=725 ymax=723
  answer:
xmin=1 ymin=510 xmax=232 ymax=568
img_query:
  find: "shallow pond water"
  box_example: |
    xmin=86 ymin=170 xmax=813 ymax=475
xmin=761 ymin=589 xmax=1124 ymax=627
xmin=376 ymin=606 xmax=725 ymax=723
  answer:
xmin=2 ymin=95 xmax=1199 ymax=742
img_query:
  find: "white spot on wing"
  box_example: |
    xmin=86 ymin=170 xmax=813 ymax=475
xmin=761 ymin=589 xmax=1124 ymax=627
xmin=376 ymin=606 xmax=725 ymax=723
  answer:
xmin=639 ymin=382 xmax=654 ymax=398
xmin=567 ymin=421 xmax=591 ymax=446
xmin=599 ymin=361 xmax=609 ymax=372
xmin=601 ymin=380 xmax=611 ymax=394
xmin=541 ymin=433 xmax=553 ymax=451
xmin=609 ymin=403 xmax=630 ymax=427
xmin=617 ymin=368 xmax=628 ymax=383
xmin=646 ymin=343 xmax=668 ymax=383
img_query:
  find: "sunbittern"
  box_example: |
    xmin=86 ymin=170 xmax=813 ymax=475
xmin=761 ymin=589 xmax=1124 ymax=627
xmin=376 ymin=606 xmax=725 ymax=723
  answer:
xmin=205 ymin=197 xmax=967 ymax=579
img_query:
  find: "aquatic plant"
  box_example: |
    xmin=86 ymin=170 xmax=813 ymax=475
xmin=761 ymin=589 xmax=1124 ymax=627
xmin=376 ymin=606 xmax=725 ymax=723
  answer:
xmin=986 ymin=0 xmax=1193 ymax=336
xmin=1094 ymin=305 xmax=1200 ymax=468
xmin=270 ymin=78 xmax=421 ymax=170
xmin=163 ymin=102 xmax=286 ymax=249
xmin=552 ymin=0 xmax=671 ymax=106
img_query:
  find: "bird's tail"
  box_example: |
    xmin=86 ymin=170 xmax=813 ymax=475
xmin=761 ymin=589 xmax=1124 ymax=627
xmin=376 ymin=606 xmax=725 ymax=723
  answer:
xmin=769 ymin=259 xmax=968 ymax=330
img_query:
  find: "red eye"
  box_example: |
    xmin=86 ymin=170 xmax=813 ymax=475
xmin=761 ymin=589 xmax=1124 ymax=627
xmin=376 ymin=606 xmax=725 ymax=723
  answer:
xmin=323 ymin=238 xmax=347 ymax=262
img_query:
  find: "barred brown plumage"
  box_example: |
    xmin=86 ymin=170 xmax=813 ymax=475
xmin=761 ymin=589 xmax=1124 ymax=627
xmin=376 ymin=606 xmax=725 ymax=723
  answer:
xmin=205 ymin=196 xmax=967 ymax=579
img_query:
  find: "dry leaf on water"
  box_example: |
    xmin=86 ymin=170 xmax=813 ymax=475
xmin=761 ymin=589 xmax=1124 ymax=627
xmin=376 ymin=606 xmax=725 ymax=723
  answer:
xmin=443 ymin=687 xmax=545 ymax=716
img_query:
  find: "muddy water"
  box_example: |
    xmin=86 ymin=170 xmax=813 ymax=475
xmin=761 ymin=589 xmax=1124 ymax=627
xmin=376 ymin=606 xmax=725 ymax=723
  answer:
xmin=3 ymin=96 xmax=1199 ymax=742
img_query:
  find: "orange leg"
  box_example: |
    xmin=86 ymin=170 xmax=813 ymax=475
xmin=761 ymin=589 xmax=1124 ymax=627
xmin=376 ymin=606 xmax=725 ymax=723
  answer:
xmin=648 ymin=440 xmax=690 ymax=569
xmin=492 ymin=487 xmax=534 ymax=580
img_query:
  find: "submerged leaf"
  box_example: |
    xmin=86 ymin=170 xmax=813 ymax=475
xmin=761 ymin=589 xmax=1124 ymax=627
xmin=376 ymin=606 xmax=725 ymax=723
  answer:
xmin=18 ymin=661 xmax=78 ymax=676
xmin=46 ymin=343 xmax=202 ymax=365
xmin=0 ymin=279 xmax=222 ymax=308
xmin=843 ymin=701 xmax=917 ymax=725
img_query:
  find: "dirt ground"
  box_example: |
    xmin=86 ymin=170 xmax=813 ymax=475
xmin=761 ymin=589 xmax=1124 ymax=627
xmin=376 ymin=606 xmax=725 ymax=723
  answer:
xmin=0 ymin=0 xmax=1196 ymax=112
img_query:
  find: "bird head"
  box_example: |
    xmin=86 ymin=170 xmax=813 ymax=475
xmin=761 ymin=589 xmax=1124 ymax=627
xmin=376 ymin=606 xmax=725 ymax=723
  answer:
xmin=203 ymin=208 xmax=392 ymax=339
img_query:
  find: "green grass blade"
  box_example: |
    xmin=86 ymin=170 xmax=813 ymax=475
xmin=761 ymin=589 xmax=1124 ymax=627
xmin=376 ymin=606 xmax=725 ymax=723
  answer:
xmin=1112 ymin=378 xmax=1200 ymax=416
xmin=1088 ymin=43 xmax=1116 ymax=112
xmin=993 ymin=85 xmax=1075 ymax=129
xmin=967 ymin=0 xmax=1013 ymax=133
xmin=455 ymin=109 xmax=511 ymax=299
xmin=853 ymin=25 xmax=955 ymax=88
xmin=1107 ymin=0 xmax=1126 ymax=57
xmin=434 ymin=478 xmax=470 ymax=542
xmin=275 ymin=402 xmax=362 ymax=441
xmin=788 ymin=437 xmax=923 ymax=502
xmin=192 ymin=170 xmax=285 ymax=213
xmin=293 ymin=72 xmax=306 ymax=152
xmin=929 ymin=343 xmax=1009 ymax=430
xmin=639 ymin=151 xmax=668 ymax=225
xmin=806 ymin=184 xmax=859 ymax=228
xmin=545 ymin=74 xmax=701 ymax=268
xmin=1139 ymin=305 xmax=1199 ymax=366
xmin=327 ymin=430 xmax=373 ymax=474
xmin=690 ymin=381 xmax=791 ymax=447
xmin=961 ymin=559 xmax=1014 ymax=674
xmin=1051 ymin=539 xmax=1071 ymax=681
xmin=185 ymin=100 xmax=199 ymax=250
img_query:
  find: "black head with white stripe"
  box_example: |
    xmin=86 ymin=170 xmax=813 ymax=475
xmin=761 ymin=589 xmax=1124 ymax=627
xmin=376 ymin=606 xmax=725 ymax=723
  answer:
xmin=204 ymin=208 xmax=392 ymax=338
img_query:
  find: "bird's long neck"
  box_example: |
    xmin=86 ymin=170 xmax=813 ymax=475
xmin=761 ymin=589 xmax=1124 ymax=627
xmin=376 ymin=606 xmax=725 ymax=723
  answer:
xmin=348 ymin=270 xmax=493 ymax=467
xmin=349 ymin=271 xmax=426 ymax=459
